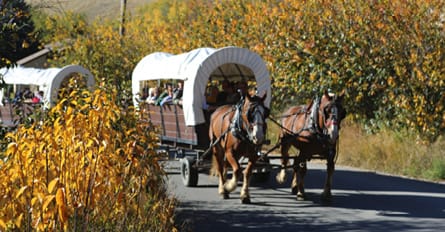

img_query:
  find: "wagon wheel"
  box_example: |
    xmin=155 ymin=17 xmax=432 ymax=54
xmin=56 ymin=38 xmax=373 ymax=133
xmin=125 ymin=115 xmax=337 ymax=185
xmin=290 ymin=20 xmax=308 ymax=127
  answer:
xmin=180 ymin=156 xmax=198 ymax=187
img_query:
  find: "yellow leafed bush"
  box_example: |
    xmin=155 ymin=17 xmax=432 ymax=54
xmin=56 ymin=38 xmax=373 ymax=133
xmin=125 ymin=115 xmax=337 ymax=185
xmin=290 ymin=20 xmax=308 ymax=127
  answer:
xmin=0 ymin=87 xmax=177 ymax=231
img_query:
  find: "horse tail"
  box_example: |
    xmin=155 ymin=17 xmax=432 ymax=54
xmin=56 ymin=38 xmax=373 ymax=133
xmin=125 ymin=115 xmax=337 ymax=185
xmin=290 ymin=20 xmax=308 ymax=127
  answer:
xmin=208 ymin=118 xmax=218 ymax=177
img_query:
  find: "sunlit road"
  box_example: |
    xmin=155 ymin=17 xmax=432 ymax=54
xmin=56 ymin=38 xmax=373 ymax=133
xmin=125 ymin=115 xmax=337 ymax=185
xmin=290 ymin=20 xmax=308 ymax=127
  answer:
xmin=163 ymin=159 xmax=445 ymax=232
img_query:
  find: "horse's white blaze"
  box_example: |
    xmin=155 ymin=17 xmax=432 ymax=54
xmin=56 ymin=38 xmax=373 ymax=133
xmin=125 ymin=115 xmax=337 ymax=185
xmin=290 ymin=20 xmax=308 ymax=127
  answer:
xmin=251 ymin=106 xmax=265 ymax=145
xmin=327 ymin=106 xmax=339 ymax=144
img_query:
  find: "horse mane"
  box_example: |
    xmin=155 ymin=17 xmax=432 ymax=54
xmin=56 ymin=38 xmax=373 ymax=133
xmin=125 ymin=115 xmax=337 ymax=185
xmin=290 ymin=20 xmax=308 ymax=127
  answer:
xmin=306 ymin=98 xmax=315 ymax=110
xmin=246 ymin=93 xmax=269 ymax=113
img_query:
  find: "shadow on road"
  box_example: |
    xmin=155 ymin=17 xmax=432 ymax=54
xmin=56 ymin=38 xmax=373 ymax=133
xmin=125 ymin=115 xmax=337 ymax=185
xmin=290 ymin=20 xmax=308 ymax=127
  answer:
xmin=172 ymin=165 xmax=445 ymax=232
xmin=257 ymin=168 xmax=445 ymax=218
xmin=176 ymin=201 xmax=430 ymax=232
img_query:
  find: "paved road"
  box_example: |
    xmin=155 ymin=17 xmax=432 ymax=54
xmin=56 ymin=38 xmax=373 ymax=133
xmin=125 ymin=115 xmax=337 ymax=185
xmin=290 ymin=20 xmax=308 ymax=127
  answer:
xmin=163 ymin=159 xmax=445 ymax=232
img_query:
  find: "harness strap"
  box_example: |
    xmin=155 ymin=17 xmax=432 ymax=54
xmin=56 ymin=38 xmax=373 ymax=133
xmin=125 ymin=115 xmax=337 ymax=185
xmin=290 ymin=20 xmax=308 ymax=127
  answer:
xmin=230 ymin=100 xmax=246 ymax=140
xmin=260 ymin=96 xmax=332 ymax=159
xmin=200 ymin=127 xmax=230 ymax=161
xmin=308 ymin=96 xmax=323 ymax=134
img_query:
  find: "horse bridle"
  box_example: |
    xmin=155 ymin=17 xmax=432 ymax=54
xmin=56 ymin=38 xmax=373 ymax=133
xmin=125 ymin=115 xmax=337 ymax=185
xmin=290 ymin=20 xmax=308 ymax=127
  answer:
xmin=247 ymin=101 xmax=267 ymax=123
xmin=319 ymin=100 xmax=339 ymax=134
xmin=238 ymin=99 xmax=267 ymax=143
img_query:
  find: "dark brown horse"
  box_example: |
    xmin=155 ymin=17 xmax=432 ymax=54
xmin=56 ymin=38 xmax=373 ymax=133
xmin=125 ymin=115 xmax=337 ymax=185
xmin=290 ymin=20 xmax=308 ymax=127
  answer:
xmin=209 ymin=93 xmax=268 ymax=204
xmin=276 ymin=90 xmax=346 ymax=201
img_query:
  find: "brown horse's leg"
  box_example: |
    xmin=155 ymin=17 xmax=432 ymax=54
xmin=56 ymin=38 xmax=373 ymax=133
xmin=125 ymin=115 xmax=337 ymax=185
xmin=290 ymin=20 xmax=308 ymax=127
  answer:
xmin=214 ymin=147 xmax=229 ymax=199
xmin=297 ymin=161 xmax=307 ymax=200
xmin=240 ymin=159 xmax=255 ymax=204
xmin=276 ymin=139 xmax=290 ymax=184
xmin=224 ymin=150 xmax=240 ymax=193
xmin=291 ymin=155 xmax=307 ymax=200
xmin=322 ymin=149 xmax=335 ymax=201
xmin=291 ymin=156 xmax=298 ymax=194
xmin=223 ymin=160 xmax=228 ymax=183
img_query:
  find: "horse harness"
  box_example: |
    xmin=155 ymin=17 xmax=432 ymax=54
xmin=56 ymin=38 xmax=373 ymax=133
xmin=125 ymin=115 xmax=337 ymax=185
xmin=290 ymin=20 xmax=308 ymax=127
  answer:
xmin=261 ymin=94 xmax=342 ymax=161
xmin=286 ymin=96 xmax=337 ymax=144
xmin=228 ymin=98 xmax=266 ymax=145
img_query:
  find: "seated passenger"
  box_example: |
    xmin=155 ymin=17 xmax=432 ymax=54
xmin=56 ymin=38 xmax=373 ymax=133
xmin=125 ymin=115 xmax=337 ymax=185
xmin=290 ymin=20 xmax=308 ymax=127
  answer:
xmin=205 ymin=85 xmax=220 ymax=112
xmin=156 ymin=83 xmax=174 ymax=106
xmin=141 ymin=87 xmax=149 ymax=101
xmin=206 ymin=85 xmax=219 ymax=106
xmin=173 ymin=81 xmax=183 ymax=105
xmin=230 ymin=80 xmax=248 ymax=102
xmin=13 ymin=91 xmax=23 ymax=103
xmin=216 ymin=80 xmax=237 ymax=105
xmin=32 ymin=91 xmax=44 ymax=103
xmin=146 ymin=87 xmax=159 ymax=104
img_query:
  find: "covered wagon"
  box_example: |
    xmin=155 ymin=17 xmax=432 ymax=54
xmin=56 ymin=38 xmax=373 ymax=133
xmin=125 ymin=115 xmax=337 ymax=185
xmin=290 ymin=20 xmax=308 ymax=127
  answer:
xmin=132 ymin=46 xmax=271 ymax=147
xmin=132 ymin=46 xmax=272 ymax=186
xmin=0 ymin=65 xmax=95 ymax=127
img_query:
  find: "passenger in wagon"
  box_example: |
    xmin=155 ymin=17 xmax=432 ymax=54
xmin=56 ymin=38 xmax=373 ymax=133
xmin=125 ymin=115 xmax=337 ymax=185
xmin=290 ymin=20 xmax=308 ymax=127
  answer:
xmin=216 ymin=79 xmax=237 ymax=105
xmin=23 ymin=87 xmax=34 ymax=100
xmin=156 ymin=83 xmax=174 ymax=106
xmin=237 ymin=80 xmax=248 ymax=96
xmin=231 ymin=80 xmax=248 ymax=102
xmin=141 ymin=87 xmax=149 ymax=101
xmin=206 ymin=85 xmax=219 ymax=107
xmin=32 ymin=91 xmax=44 ymax=103
xmin=146 ymin=87 xmax=159 ymax=104
xmin=13 ymin=91 xmax=23 ymax=104
xmin=173 ymin=81 xmax=183 ymax=105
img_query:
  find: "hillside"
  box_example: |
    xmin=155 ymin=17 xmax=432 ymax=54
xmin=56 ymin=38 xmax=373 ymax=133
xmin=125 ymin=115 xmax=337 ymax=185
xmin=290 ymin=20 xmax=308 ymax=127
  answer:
xmin=26 ymin=0 xmax=156 ymax=21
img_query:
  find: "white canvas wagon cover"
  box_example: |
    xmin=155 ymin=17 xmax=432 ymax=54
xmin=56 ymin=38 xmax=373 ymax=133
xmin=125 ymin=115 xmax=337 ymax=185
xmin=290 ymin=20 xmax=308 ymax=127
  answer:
xmin=132 ymin=46 xmax=271 ymax=126
xmin=0 ymin=65 xmax=95 ymax=107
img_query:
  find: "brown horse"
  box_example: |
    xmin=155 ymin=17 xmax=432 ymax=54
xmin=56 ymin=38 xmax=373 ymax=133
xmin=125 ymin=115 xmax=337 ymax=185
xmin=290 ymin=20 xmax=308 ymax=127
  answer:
xmin=209 ymin=93 xmax=268 ymax=204
xmin=276 ymin=90 xmax=346 ymax=201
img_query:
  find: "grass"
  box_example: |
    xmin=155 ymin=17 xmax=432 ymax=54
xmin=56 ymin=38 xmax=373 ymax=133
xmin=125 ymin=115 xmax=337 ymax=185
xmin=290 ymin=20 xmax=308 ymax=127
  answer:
xmin=337 ymin=120 xmax=445 ymax=182
xmin=265 ymin=117 xmax=445 ymax=183
xmin=27 ymin=0 xmax=156 ymax=21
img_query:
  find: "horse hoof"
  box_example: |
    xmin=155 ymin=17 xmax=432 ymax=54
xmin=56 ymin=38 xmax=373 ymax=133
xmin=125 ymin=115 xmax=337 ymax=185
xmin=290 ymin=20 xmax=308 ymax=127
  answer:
xmin=241 ymin=197 xmax=251 ymax=204
xmin=222 ymin=192 xmax=230 ymax=199
xmin=321 ymin=192 xmax=332 ymax=202
xmin=296 ymin=193 xmax=306 ymax=201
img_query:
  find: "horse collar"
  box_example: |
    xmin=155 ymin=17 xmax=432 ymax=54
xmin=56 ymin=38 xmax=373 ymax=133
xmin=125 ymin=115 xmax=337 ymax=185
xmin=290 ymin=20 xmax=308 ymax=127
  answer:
xmin=230 ymin=100 xmax=256 ymax=144
xmin=308 ymin=97 xmax=321 ymax=134
xmin=307 ymin=96 xmax=331 ymax=139
xmin=230 ymin=102 xmax=246 ymax=140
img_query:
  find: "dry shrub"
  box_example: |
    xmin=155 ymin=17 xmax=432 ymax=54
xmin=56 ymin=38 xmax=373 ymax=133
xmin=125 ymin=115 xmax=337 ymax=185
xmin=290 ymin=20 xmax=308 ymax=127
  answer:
xmin=338 ymin=119 xmax=445 ymax=181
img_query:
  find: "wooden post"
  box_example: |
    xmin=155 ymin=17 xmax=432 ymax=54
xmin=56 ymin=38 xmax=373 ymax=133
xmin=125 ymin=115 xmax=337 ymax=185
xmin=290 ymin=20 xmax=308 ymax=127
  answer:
xmin=119 ymin=0 xmax=127 ymax=36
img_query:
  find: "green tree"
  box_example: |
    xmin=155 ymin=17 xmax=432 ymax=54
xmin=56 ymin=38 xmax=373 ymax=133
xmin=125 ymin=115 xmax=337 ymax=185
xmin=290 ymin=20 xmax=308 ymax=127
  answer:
xmin=0 ymin=0 xmax=40 ymax=67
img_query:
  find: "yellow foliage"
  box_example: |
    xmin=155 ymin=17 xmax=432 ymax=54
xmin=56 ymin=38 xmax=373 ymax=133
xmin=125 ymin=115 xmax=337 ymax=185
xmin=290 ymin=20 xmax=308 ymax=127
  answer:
xmin=0 ymin=88 xmax=175 ymax=231
xmin=56 ymin=188 xmax=69 ymax=230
